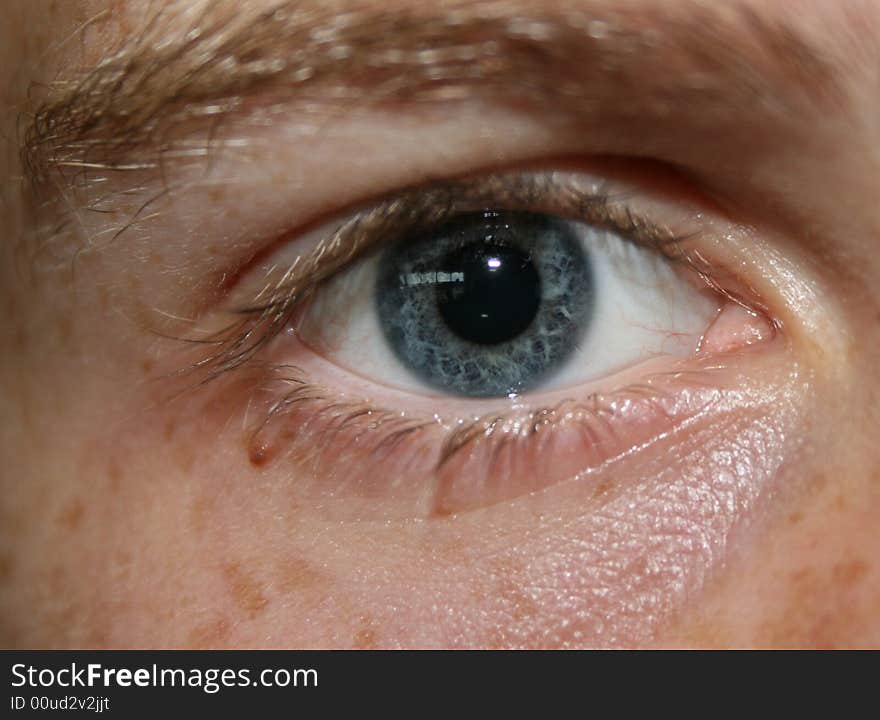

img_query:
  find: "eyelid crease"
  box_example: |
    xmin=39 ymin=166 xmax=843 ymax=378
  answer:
xmin=183 ymin=169 xmax=702 ymax=385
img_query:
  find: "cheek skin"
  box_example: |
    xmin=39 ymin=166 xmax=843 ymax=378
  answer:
xmin=656 ymin=377 xmax=880 ymax=647
xmin=0 ymin=338 xmax=810 ymax=649
xmin=657 ymin=465 xmax=880 ymax=649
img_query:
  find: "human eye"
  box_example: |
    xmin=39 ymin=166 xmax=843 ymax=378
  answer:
xmin=20 ymin=0 xmax=873 ymax=651
xmin=191 ymin=163 xmax=780 ymax=519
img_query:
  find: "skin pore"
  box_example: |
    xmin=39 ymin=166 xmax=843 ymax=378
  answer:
xmin=0 ymin=0 xmax=879 ymax=648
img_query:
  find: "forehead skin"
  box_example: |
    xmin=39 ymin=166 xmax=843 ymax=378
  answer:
xmin=0 ymin=0 xmax=878 ymax=649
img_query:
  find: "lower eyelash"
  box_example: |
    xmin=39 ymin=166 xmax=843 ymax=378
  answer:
xmin=243 ymin=361 xmax=726 ymax=517
xmin=247 ymin=366 xmax=438 ymax=470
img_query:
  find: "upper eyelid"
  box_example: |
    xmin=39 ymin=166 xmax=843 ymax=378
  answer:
xmin=252 ymin=169 xmax=695 ymax=311
xmin=186 ymin=169 xmax=710 ymax=384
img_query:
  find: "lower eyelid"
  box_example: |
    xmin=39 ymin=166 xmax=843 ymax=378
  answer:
xmin=242 ymin=316 xmax=781 ymax=519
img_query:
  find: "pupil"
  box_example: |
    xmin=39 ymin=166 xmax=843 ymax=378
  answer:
xmin=437 ymin=242 xmax=541 ymax=345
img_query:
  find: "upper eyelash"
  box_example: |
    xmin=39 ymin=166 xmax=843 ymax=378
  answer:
xmin=180 ymin=170 xmax=698 ymax=385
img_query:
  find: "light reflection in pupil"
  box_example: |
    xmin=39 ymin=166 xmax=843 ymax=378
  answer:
xmin=436 ymin=241 xmax=541 ymax=346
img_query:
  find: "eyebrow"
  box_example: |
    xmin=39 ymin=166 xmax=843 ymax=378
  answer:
xmin=23 ymin=0 xmax=846 ymax=186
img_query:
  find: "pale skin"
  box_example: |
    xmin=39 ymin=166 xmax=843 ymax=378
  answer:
xmin=0 ymin=0 xmax=878 ymax=649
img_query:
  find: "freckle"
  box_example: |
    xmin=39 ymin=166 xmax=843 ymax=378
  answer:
xmin=484 ymin=627 xmax=508 ymax=650
xmin=665 ymin=612 xmax=731 ymax=649
xmin=353 ymin=628 xmax=377 ymax=649
xmin=163 ymin=419 xmax=176 ymax=441
xmin=831 ymin=560 xmax=869 ymax=588
xmin=276 ymin=557 xmax=324 ymax=593
xmin=594 ymin=477 xmax=614 ymax=498
xmin=810 ymin=473 xmax=828 ymax=493
xmin=223 ymin=563 xmax=269 ymax=619
xmin=141 ymin=358 xmax=154 ymax=374
xmin=174 ymin=446 xmax=195 ymax=474
xmin=149 ymin=252 xmax=164 ymax=266
xmin=190 ymin=494 xmax=216 ymax=534
xmin=248 ymin=438 xmax=271 ymax=467
xmin=86 ymin=629 xmax=109 ymax=649
xmin=56 ymin=315 xmax=72 ymax=344
xmin=107 ymin=461 xmax=122 ymax=494
xmin=352 ymin=614 xmax=378 ymax=649
xmin=759 ymin=555 xmax=875 ymax=648
xmin=509 ymin=594 xmax=538 ymax=623
xmin=431 ymin=507 xmax=454 ymax=519
xmin=0 ymin=507 xmax=24 ymax=535
xmin=0 ymin=554 xmax=13 ymax=581
xmin=13 ymin=325 xmax=26 ymax=350
xmin=471 ymin=557 xmax=537 ymax=627
xmin=113 ymin=550 xmax=132 ymax=579
xmin=47 ymin=564 xmax=67 ymax=592
xmin=186 ymin=618 xmax=231 ymax=649
xmin=787 ymin=511 xmax=803 ymax=526
xmin=56 ymin=498 xmax=85 ymax=531
xmin=789 ymin=567 xmax=812 ymax=586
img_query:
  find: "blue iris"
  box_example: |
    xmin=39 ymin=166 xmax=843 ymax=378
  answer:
xmin=376 ymin=210 xmax=594 ymax=397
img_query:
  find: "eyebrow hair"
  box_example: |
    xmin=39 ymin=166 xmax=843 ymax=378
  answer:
xmin=23 ymin=0 xmax=846 ymax=187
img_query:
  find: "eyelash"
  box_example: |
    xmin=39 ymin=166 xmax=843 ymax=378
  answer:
xmin=173 ymin=168 xmax=764 ymax=511
xmin=185 ymin=170 xmax=705 ymax=384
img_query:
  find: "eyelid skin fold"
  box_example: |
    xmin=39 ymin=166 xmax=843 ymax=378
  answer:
xmin=164 ymin=165 xmax=783 ymax=518
xmin=192 ymin=168 xmax=737 ymax=383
